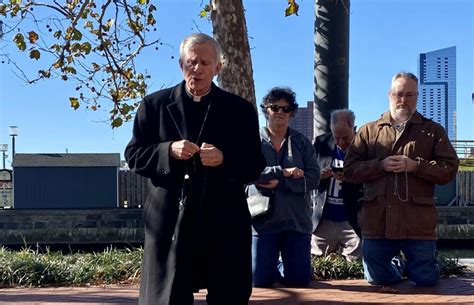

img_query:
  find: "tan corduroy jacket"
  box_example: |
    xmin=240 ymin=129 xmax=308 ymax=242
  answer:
xmin=344 ymin=111 xmax=459 ymax=240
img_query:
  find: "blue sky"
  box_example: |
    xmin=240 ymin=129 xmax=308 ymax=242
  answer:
xmin=0 ymin=0 xmax=473 ymax=168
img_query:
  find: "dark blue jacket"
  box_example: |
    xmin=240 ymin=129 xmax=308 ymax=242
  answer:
xmin=252 ymin=127 xmax=320 ymax=235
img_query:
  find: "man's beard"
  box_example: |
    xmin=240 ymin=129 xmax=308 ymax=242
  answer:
xmin=391 ymin=106 xmax=414 ymax=122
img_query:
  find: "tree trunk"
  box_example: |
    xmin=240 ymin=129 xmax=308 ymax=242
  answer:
xmin=210 ymin=0 xmax=256 ymax=106
xmin=313 ymin=0 xmax=350 ymax=138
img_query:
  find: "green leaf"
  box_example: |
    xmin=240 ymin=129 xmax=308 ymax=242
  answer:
xmin=53 ymin=30 xmax=62 ymax=39
xmin=53 ymin=58 xmax=64 ymax=69
xmin=64 ymin=66 xmax=77 ymax=74
xmin=103 ymin=19 xmax=114 ymax=31
xmin=147 ymin=13 xmax=156 ymax=25
xmin=13 ymin=33 xmax=26 ymax=51
xmin=38 ymin=70 xmax=51 ymax=78
xmin=199 ymin=4 xmax=211 ymax=18
xmin=127 ymin=19 xmax=142 ymax=32
xmin=121 ymin=104 xmax=131 ymax=115
xmin=72 ymin=28 xmax=83 ymax=40
xmin=50 ymin=44 xmax=61 ymax=52
xmin=69 ymin=97 xmax=80 ymax=110
xmin=0 ymin=4 xmax=6 ymax=16
xmin=29 ymin=49 xmax=41 ymax=60
xmin=70 ymin=43 xmax=81 ymax=53
xmin=111 ymin=117 xmax=123 ymax=128
xmin=81 ymin=42 xmax=92 ymax=55
xmin=84 ymin=21 xmax=93 ymax=29
xmin=81 ymin=8 xmax=90 ymax=19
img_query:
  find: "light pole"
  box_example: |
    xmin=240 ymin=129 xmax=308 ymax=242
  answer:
xmin=9 ymin=126 xmax=18 ymax=161
xmin=0 ymin=144 xmax=7 ymax=169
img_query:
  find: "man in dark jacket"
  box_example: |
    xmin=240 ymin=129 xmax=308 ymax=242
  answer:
xmin=125 ymin=33 xmax=266 ymax=305
xmin=311 ymin=109 xmax=363 ymax=261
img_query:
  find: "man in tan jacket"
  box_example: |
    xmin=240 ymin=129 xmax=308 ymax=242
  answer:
xmin=344 ymin=72 xmax=459 ymax=287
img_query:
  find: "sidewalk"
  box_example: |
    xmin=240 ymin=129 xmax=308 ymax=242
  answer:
xmin=0 ymin=274 xmax=472 ymax=305
xmin=0 ymin=260 xmax=472 ymax=305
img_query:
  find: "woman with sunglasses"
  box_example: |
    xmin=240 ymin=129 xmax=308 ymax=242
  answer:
xmin=251 ymin=87 xmax=320 ymax=287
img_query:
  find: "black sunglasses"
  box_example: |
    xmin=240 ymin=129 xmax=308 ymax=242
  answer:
xmin=266 ymin=105 xmax=293 ymax=113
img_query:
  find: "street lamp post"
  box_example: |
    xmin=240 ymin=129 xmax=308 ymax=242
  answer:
xmin=0 ymin=144 xmax=7 ymax=169
xmin=9 ymin=126 xmax=18 ymax=161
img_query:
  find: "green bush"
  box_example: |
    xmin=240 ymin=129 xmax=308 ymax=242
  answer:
xmin=311 ymin=253 xmax=469 ymax=280
xmin=0 ymin=246 xmax=142 ymax=287
xmin=311 ymin=254 xmax=364 ymax=280
xmin=0 ymin=246 xmax=468 ymax=287
xmin=438 ymin=255 xmax=469 ymax=277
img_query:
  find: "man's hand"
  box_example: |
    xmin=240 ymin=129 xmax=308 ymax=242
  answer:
xmin=380 ymin=155 xmax=418 ymax=173
xmin=332 ymin=171 xmax=346 ymax=181
xmin=282 ymin=167 xmax=305 ymax=179
xmin=320 ymin=167 xmax=332 ymax=179
xmin=199 ymin=142 xmax=224 ymax=167
xmin=170 ymin=140 xmax=200 ymax=160
xmin=258 ymin=179 xmax=279 ymax=189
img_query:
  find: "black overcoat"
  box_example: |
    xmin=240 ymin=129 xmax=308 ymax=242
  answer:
xmin=125 ymin=82 xmax=265 ymax=305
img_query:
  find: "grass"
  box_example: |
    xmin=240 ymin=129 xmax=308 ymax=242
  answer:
xmin=0 ymin=246 xmax=469 ymax=287
xmin=459 ymin=159 xmax=474 ymax=171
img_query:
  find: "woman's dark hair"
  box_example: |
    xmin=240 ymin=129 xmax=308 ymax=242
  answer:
xmin=260 ymin=87 xmax=298 ymax=119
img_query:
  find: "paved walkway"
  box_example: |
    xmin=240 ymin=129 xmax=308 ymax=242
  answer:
xmin=1 ymin=260 xmax=473 ymax=304
xmin=0 ymin=275 xmax=472 ymax=305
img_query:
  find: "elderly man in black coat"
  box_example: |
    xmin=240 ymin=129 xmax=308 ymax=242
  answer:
xmin=125 ymin=33 xmax=266 ymax=305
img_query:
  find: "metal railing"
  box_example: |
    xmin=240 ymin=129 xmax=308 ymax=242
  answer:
xmin=452 ymin=140 xmax=474 ymax=159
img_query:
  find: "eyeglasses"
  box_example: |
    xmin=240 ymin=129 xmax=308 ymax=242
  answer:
xmin=390 ymin=91 xmax=417 ymax=99
xmin=266 ymin=105 xmax=293 ymax=113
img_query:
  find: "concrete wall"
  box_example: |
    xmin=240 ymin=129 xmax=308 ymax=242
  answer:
xmin=0 ymin=208 xmax=143 ymax=245
xmin=437 ymin=206 xmax=474 ymax=239
xmin=0 ymin=207 xmax=472 ymax=246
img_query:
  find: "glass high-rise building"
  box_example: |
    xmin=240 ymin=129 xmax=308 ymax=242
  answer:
xmin=417 ymin=46 xmax=456 ymax=140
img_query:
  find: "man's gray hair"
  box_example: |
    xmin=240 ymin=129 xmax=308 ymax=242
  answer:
xmin=179 ymin=33 xmax=222 ymax=64
xmin=391 ymin=72 xmax=418 ymax=89
xmin=330 ymin=109 xmax=356 ymax=129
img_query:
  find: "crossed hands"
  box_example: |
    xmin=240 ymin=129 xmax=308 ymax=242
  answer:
xmin=257 ymin=167 xmax=304 ymax=190
xmin=380 ymin=155 xmax=418 ymax=173
xmin=321 ymin=167 xmax=345 ymax=181
xmin=170 ymin=140 xmax=223 ymax=167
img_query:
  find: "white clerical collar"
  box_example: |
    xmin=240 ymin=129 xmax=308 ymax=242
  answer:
xmin=185 ymin=87 xmax=212 ymax=102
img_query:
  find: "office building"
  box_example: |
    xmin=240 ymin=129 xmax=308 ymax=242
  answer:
xmin=289 ymin=101 xmax=314 ymax=141
xmin=417 ymin=46 xmax=456 ymax=140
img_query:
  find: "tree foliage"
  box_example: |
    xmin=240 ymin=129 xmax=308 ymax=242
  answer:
xmin=0 ymin=0 xmax=161 ymax=128
xmin=1 ymin=0 xmax=302 ymax=128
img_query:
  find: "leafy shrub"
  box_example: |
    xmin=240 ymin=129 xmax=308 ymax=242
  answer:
xmin=0 ymin=246 xmax=142 ymax=287
xmin=0 ymin=247 xmax=468 ymax=287
xmin=311 ymin=253 xmax=469 ymax=280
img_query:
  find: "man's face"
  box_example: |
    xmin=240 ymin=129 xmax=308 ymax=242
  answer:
xmin=332 ymin=123 xmax=355 ymax=152
xmin=180 ymin=42 xmax=221 ymax=96
xmin=389 ymin=77 xmax=418 ymax=122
